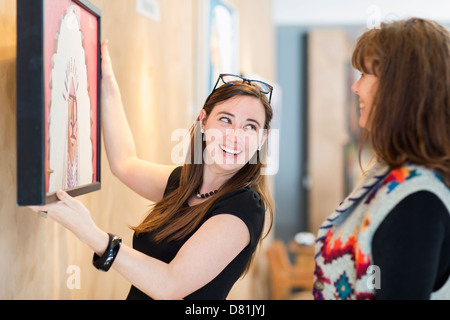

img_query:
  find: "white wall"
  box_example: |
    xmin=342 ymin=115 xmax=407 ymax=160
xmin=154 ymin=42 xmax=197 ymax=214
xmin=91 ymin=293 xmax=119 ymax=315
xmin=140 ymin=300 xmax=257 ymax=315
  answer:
xmin=273 ymin=0 xmax=450 ymax=26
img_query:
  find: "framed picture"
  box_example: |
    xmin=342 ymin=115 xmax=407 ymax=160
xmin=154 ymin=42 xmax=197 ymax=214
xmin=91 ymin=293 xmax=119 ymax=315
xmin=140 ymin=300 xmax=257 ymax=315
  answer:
xmin=192 ymin=0 xmax=239 ymax=116
xmin=207 ymin=0 xmax=239 ymax=92
xmin=17 ymin=0 xmax=102 ymax=205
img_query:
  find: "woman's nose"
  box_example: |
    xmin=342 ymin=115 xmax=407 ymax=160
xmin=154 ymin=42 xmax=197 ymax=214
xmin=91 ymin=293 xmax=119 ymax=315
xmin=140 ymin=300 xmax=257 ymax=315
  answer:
xmin=351 ymin=80 xmax=359 ymax=94
xmin=226 ymin=128 xmax=242 ymax=143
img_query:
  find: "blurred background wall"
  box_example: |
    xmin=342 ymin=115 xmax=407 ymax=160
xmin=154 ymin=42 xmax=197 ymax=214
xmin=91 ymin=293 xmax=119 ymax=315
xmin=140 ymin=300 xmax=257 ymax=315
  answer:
xmin=273 ymin=0 xmax=450 ymax=241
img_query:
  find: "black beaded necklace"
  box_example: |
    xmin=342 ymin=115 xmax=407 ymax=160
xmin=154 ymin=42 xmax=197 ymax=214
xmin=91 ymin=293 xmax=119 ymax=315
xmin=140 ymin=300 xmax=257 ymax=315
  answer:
xmin=196 ymin=190 xmax=218 ymax=199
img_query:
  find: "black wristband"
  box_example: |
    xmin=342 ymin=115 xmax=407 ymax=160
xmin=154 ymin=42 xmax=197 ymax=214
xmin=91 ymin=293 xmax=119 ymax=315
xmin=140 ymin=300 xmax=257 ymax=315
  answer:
xmin=93 ymin=233 xmax=122 ymax=272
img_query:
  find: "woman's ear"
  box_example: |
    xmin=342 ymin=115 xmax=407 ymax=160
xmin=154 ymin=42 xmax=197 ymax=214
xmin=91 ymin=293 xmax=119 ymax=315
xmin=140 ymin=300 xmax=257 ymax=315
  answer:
xmin=259 ymin=129 xmax=270 ymax=150
xmin=198 ymin=109 xmax=207 ymax=130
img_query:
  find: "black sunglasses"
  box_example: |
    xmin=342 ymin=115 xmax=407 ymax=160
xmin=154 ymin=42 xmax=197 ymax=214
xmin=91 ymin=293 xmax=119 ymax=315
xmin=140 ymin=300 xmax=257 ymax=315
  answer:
xmin=213 ymin=74 xmax=273 ymax=104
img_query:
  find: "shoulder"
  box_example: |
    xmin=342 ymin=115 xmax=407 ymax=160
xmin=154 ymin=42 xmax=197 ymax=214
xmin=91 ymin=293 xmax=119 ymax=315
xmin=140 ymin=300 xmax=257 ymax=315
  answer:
xmin=382 ymin=164 xmax=448 ymax=192
xmin=168 ymin=166 xmax=183 ymax=183
xmin=209 ymin=187 xmax=266 ymax=246
xmin=213 ymin=187 xmax=265 ymax=215
xmin=379 ymin=191 xmax=450 ymax=238
xmin=360 ymin=164 xmax=450 ymax=247
xmin=397 ymin=191 xmax=448 ymax=214
xmin=163 ymin=166 xmax=183 ymax=197
xmin=371 ymin=163 xmax=450 ymax=211
xmin=377 ymin=191 xmax=449 ymax=234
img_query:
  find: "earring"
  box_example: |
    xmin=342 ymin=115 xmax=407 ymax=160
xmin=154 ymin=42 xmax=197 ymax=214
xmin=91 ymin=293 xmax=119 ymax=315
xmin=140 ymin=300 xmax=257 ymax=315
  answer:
xmin=201 ymin=128 xmax=205 ymax=134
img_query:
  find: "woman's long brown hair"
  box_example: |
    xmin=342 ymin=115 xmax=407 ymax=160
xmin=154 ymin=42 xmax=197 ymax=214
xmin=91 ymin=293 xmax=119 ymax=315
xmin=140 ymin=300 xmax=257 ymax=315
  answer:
xmin=132 ymin=83 xmax=274 ymax=254
xmin=352 ymin=18 xmax=450 ymax=187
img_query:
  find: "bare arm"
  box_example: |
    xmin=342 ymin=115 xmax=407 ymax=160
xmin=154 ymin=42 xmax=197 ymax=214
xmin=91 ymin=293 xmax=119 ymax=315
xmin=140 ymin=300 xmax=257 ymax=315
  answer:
xmin=110 ymin=214 xmax=250 ymax=300
xmin=101 ymin=41 xmax=175 ymax=202
xmin=30 ymin=191 xmax=250 ymax=300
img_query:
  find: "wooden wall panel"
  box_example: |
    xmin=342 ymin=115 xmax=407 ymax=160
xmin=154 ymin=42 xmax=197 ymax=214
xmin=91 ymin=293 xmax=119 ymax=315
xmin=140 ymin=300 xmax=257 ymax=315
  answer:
xmin=307 ymin=29 xmax=351 ymax=234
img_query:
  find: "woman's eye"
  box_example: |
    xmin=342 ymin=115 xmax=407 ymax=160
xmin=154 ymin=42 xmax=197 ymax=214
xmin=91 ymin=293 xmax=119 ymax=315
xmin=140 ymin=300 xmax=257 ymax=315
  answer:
xmin=220 ymin=117 xmax=231 ymax=124
xmin=244 ymin=124 xmax=257 ymax=131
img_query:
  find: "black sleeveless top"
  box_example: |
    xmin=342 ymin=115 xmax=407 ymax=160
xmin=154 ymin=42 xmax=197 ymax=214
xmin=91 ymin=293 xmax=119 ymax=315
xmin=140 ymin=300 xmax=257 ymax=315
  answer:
xmin=126 ymin=167 xmax=265 ymax=300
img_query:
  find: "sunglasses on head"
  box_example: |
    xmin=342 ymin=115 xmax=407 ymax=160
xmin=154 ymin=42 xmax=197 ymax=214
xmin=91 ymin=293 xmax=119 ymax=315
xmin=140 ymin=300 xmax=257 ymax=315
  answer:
xmin=212 ymin=74 xmax=273 ymax=104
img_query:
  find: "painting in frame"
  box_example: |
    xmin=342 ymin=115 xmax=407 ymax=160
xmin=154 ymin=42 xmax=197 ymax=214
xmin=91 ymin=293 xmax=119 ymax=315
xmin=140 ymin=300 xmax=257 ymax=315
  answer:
xmin=17 ymin=0 xmax=101 ymax=205
xmin=207 ymin=0 xmax=239 ymax=92
xmin=193 ymin=0 xmax=239 ymax=117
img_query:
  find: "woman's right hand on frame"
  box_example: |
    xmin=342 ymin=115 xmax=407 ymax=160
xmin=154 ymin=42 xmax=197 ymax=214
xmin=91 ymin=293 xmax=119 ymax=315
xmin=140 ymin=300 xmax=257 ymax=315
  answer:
xmin=101 ymin=41 xmax=113 ymax=79
xmin=101 ymin=40 xmax=120 ymax=96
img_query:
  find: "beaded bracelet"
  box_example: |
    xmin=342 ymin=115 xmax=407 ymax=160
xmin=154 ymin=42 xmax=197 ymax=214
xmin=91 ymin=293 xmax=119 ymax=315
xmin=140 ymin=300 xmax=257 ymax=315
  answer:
xmin=92 ymin=233 xmax=122 ymax=272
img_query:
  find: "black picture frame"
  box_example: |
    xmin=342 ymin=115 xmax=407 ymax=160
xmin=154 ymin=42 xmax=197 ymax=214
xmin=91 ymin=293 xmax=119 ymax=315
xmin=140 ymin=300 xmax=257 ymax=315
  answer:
xmin=17 ymin=0 xmax=102 ymax=206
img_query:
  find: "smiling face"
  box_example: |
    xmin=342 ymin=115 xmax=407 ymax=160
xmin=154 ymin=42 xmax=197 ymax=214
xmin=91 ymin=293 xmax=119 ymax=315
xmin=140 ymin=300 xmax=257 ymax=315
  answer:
xmin=199 ymin=95 xmax=267 ymax=174
xmin=351 ymin=64 xmax=379 ymax=129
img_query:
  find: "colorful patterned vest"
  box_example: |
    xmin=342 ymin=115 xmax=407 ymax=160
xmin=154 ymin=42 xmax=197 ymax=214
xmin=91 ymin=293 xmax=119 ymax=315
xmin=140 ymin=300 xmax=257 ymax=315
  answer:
xmin=313 ymin=162 xmax=450 ymax=300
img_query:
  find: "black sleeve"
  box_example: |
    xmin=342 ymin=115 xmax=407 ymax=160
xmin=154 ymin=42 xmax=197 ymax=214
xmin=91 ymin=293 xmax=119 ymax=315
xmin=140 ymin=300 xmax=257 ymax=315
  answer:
xmin=372 ymin=191 xmax=450 ymax=300
xmin=209 ymin=188 xmax=265 ymax=248
xmin=163 ymin=166 xmax=182 ymax=197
